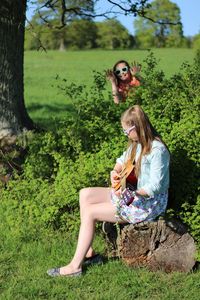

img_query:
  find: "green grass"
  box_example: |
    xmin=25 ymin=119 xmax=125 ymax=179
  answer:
xmin=0 ymin=228 xmax=200 ymax=300
xmin=24 ymin=49 xmax=196 ymax=126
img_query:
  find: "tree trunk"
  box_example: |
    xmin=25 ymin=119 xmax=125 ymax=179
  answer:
xmin=59 ymin=38 xmax=66 ymax=51
xmin=0 ymin=0 xmax=34 ymax=141
xmin=104 ymin=218 xmax=196 ymax=273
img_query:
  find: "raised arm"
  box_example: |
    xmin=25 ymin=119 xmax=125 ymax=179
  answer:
xmin=106 ymin=69 xmax=122 ymax=104
xmin=130 ymin=61 xmax=143 ymax=83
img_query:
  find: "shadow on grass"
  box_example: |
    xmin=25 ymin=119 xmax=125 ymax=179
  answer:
xmin=27 ymin=102 xmax=76 ymax=130
xmin=27 ymin=102 xmax=74 ymax=114
xmin=82 ymin=255 xmax=119 ymax=274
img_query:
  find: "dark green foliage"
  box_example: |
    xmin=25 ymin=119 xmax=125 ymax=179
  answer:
xmin=134 ymin=0 xmax=184 ymax=48
xmin=1 ymin=51 xmax=199 ymax=244
xmin=25 ymin=19 xmax=132 ymax=50
xmin=96 ymin=19 xmax=133 ymax=49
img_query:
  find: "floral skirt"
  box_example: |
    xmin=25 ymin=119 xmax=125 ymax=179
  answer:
xmin=111 ymin=189 xmax=168 ymax=224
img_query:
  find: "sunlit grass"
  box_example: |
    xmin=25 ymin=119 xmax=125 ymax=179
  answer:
xmin=0 ymin=226 xmax=199 ymax=300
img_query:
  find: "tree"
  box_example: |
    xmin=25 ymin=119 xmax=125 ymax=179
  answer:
xmin=65 ymin=20 xmax=98 ymax=49
xmin=192 ymin=33 xmax=200 ymax=50
xmin=25 ymin=19 xmax=98 ymax=50
xmin=0 ymin=0 xmax=95 ymax=141
xmin=25 ymin=21 xmax=68 ymax=50
xmin=96 ymin=19 xmax=132 ymax=49
xmin=0 ymin=0 xmax=35 ymax=141
xmin=30 ymin=0 xmax=94 ymax=50
xmin=134 ymin=0 xmax=183 ymax=48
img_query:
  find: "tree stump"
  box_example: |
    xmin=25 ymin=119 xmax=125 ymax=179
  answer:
xmin=103 ymin=218 xmax=196 ymax=273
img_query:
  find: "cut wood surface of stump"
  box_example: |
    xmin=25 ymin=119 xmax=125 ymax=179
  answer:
xmin=104 ymin=218 xmax=196 ymax=273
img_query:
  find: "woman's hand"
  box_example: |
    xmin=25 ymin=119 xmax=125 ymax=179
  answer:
xmin=110 ymin=170 xmax=120 ymax=189
xmin=114 ymin=187 xmax=122 ymax=197
xmin=130 ymin=61 xmax=141 ymax=76
xmin=106 ymin=69 xmax=117 ymax=84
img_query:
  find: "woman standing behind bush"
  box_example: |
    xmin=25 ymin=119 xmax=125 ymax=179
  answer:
xmin=47 ymin=105 xmax=170 ymax=277
xmin=106 ymin=60 xmax=142 ymax=104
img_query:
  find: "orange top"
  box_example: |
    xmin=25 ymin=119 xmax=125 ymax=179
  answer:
xmin=118 ymin=76 xmax=140 ymax=102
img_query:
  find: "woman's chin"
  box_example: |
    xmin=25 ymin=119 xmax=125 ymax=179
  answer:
xmin=120 ymin=74 xmax=130 ymax=81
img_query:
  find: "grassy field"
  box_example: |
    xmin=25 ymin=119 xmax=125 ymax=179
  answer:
xmin=24 ymin=48 xmax=196 ymax=126
xmin=0 ymin=226 xmax=200 ymax=300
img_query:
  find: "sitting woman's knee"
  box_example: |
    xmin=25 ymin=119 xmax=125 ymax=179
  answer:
xmin=79 ymin=188 xmax=92 ymax=205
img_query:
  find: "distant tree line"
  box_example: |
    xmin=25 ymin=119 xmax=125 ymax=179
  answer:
xmin=25 ymin=19 xmax=135 ymax=50
xmin=25 ymin=17 xmax=197 ymax=51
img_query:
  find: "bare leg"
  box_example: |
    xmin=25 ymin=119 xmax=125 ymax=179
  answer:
xmin=79 ymin=187 xmax=112 ymax=218
xmin=59 ymin=187 xmax=117 ymax=275
xmin=79 ymin=187 xmax=113 ymax=258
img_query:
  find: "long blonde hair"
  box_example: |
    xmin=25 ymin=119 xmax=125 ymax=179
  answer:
xmin=121 ymin=105 xmax=166 ymax=177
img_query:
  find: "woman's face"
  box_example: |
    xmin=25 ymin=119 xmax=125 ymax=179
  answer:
xmin=122 ymin=122 xmax=138 ymax=142
xmin=114 ymin=63 xmax=131 ymax=81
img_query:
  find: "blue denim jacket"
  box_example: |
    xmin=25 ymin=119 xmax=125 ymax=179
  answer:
xmin=116 ymin=140 xmax=170 ymax=197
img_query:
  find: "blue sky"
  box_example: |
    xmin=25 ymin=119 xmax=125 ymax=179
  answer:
xmin=172 ymin=0 xmax=200 ymax=36
xmin=27 ymin=0 xmax=200 ymax=37
xmin=118 ymin=0 xmax=199 ymax=37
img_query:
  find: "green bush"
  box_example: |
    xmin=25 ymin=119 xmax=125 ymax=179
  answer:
xmin=181 ymin=195 xmax=200 ymax=241
xmin=0 ymin=138 xmax=124 ymax=235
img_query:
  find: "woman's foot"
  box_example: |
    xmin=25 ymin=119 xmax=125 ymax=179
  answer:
xmin=83 ymin=254 xmax=104 ymax=266
xmin=59 ymin=263 xmax=82 ymax=276
xmin=85 ymin=248 xmax=96 ymax=259
xmin=47 ymin=263 xmax=82 ymax=277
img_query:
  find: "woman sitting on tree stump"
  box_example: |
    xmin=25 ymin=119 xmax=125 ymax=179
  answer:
xmin=47 ymin=105 xmax=170 ymax=277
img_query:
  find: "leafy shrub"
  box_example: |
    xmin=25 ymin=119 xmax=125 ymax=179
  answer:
xmin=0 ymin=176 xmax=51 ymax=238
xmin=23 ymin=123 xmax=82 ymax=179
xmin=55 ymin=71 xmax=127 ymax=152
xmin=181 ymin=195 xmax=200 ymax=241
xmin=0 ymin=138 xmax=124 ymax=235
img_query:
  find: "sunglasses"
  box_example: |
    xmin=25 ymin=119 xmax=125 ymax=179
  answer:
xmin=123 ymin=125 xmax=136 ymax=136
xmin=115 ymin=66 xmax=129 ymax=76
